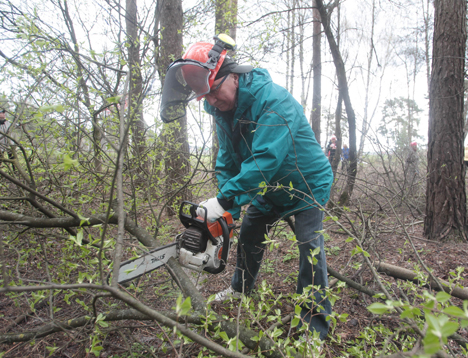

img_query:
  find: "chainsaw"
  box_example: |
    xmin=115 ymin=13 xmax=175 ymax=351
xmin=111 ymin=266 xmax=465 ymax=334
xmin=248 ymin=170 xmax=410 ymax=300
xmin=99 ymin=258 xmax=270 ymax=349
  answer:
xmin=117 ymin=201 xmax=234 ymax=284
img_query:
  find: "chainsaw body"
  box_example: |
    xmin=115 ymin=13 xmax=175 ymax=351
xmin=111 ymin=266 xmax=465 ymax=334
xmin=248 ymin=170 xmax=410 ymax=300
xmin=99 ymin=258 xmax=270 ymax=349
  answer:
xmin=117 ymin=202 xmax=233 ymax=284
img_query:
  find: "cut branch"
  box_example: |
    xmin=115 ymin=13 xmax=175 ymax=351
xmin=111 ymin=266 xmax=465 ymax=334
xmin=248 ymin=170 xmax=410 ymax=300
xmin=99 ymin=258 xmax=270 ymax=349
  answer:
xmin=375 ymin=261 xmax=468 ymax=300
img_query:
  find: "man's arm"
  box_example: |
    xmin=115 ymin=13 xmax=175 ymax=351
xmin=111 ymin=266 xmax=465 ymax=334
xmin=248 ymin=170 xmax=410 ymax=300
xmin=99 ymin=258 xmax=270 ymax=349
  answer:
xmin=217 ymin=87 xmax=302 ymax=208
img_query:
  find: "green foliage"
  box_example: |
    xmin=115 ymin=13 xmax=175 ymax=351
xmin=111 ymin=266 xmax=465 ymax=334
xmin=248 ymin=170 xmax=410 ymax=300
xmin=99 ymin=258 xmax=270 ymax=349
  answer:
xmin=367 ymin=288 xmax=468 ymax=355
xmin=378 ymin=97 xmax=423 ymax=151
xmin=173 ymin=295 xmax=192 ymax=317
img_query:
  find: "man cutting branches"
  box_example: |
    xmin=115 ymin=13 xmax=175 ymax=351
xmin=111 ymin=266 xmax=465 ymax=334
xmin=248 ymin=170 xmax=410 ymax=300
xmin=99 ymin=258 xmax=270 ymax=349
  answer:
xmin=160 ymin=34 xmax=333 ymax=344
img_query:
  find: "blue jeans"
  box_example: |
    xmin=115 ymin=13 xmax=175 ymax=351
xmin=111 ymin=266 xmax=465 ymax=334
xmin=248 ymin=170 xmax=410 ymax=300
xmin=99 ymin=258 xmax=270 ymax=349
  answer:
xmin=231 ymin=205 xmax=331 ymax=340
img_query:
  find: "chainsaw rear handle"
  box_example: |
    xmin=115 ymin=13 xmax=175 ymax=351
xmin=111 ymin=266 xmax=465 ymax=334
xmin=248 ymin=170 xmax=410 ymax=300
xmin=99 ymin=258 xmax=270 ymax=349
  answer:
xmin=204 ymin=215 xmax=231 ymax=274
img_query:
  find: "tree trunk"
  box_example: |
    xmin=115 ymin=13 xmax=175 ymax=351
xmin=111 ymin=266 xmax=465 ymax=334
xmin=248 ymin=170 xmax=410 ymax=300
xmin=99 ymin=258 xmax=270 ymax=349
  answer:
xmin=331 ymin=94 xmax=342 ymax=176
xmin=126 ymin=0 xmax=147 ymax=165
xmin=357 ymin=0 xmax=375 ymax=160
xmin=289 ymin=0 xmax=296 ymax=95
xmin=157 ymin=0 xmax=191 ymax=215
xmin=211 ymin=0 xmax=238 ymax=171
xmin=310 ymin=0 xmax=322 ymax=145
xmin=424 ymin=0 xmax=467 ymax=241
xmin=316 ymin=0 xmax=357 ymax=206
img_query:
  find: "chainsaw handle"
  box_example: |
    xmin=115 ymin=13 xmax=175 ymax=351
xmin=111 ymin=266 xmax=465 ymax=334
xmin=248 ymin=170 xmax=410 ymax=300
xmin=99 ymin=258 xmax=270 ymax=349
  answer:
xmin=178 ymin=201 xmax=218 ymax=244
xmin=179 ymin=201 xmax=207 ymax=224
xmin=204 ymin=215 xmax=232 ymax=274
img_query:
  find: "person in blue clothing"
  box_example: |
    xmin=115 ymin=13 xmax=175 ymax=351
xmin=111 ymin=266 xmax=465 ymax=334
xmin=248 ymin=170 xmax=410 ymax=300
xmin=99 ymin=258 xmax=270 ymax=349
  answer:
xmin=160 ymin=35 xmax=333 ymax=343
xmin=341 ymin=144 xmax=349 ymax=171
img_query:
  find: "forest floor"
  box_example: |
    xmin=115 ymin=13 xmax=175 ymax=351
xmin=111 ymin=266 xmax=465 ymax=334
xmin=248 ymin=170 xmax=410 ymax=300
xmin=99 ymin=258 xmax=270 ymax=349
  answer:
xmin=1 ymin=166 xmax=468 ymax=357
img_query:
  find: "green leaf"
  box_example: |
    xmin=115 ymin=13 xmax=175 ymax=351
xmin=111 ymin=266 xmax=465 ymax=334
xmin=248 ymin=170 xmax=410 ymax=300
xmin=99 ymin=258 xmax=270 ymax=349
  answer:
xmin=96 ymin=313 xmax=109 ymax=327
xmin=78 ymin=214 xmax=90 ymax=226
xmin=54 ymin=104 xmax=64 ymax=113
xmin=219 ymin=331 xmax=229 ymax=341
xmin=423 ymin=332 xmax=441 ymax=354
xmin=271 ymin=327 xmax=282 ymax=338
xmin=435 ymin=291 xmax=451 ymax=303
xmin=106 ymin=95 xmax=122 ymax=104
xmin=400 ymin=307 xmax=421 ymax=319
xmin=173 ymin=295 xmax=192 ymax=316
xmin=443 ymin=306 xmax=467 ymax=318
xmin=367 ymin=302 xmax=392 ymax=315
xmin=441 ymin=321 xmax=459 ymax=338
xmin=90 ymin=346 xmax=103 ymax=357
xmin=69 ymin=229 xmax=83 ymax=246
xmin=180 ymin=296 xmax=192 ymax=316
xmin=39 ymin=105 xmax=55 ymax=112
xmin=63 ymin=154 xmax=79 ymax=171
xmin=290 ymin=317 xmax=300 ymax=328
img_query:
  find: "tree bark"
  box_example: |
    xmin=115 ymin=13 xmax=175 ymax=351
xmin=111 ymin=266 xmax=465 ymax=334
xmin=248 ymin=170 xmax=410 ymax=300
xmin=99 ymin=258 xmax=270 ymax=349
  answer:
xmin=157 ymin=0 xmax=191 ymax=215
xmin=375 ymin=261 xmax=468 ymax=300
xmin=357 ymin=0 xmax=376 ymax=160
xmin=424 ymin=0 xmax=467 ymax=241
xmin=310 ymin=0 xmax=322 ymax=145
xmin=316 ymin=0 xmax=357 ymax=206
xmin=212 ymin=0 xmax=238 ymax=170
xmin=331 ymin=94 xmax=342 ymax=175
xmin=126 ymin=0 xmax=147 ymax=163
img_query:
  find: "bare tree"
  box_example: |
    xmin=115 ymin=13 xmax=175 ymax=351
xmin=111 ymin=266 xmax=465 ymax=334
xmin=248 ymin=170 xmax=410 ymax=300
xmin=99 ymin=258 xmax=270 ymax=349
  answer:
xmin=310 ymin=0 xmax=322 ymax=145
xmin=424 ymin=0 xmax=467 ymax=241
xmin=211 ymin=0 xmax=239 ymax=170
xmin=357 ymin=0 xmax=376 ymax=160
xmin=126 ymin=0 xmax=147 ymax=164
xmin=157 ymin=0 xmax=191 ymax=214
xmin=316 ymin=0 xmax=357 ymax=206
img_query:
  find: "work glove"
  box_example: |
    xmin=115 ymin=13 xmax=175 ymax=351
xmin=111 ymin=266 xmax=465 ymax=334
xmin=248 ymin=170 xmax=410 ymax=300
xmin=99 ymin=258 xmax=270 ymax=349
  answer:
xmin=197 ymin=197 xmax=226 ymax=222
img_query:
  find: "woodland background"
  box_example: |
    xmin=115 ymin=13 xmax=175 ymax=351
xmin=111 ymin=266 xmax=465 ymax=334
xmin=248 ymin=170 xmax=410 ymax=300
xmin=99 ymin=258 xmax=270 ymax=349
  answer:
xmin=0 ymin=0 xmax=468 ymax=357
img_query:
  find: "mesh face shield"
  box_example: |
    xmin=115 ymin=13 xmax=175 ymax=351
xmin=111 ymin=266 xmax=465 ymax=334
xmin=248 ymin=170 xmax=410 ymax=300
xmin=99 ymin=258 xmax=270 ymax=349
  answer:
xmin=160 ymin=60 xmax=212 ymax=123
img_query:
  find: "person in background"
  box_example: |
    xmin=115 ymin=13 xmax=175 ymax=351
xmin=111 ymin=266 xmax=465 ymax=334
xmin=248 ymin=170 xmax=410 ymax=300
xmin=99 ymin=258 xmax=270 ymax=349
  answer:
xmin=341 ymin=143 xmax=349 ymax=171
xmin=326 ymin=135 xmax=337 ymax=164
xmin=160 ymin=34 xmax=333 ymax=348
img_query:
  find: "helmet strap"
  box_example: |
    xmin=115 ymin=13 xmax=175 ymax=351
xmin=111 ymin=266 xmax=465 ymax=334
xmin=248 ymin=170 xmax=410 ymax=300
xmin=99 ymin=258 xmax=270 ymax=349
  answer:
xmin=206 ymin=41 xmax=225 ymax=68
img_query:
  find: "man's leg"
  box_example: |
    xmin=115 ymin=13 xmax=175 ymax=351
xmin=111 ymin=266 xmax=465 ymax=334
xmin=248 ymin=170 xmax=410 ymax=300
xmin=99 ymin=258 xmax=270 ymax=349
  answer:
xmin=295 ymin=207 xmax=331 ymax=340
xmin=231 ymin=205 xmax=278 ymax=293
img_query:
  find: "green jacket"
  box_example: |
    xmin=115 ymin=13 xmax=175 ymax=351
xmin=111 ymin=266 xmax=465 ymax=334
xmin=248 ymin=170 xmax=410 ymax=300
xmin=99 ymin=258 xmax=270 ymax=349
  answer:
xmin=205 ymin=68 xmax=333 ymax=218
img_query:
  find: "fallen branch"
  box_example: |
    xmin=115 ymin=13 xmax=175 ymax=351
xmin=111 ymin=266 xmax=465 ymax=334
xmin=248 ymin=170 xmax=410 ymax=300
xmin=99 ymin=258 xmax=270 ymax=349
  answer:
xmin=375 ymin=261 xmax=468 ymax=300
xmin=0 ymin=308 xmax=204 ymax=344
xmin=0 ymin=210 xmax=157 ymax=247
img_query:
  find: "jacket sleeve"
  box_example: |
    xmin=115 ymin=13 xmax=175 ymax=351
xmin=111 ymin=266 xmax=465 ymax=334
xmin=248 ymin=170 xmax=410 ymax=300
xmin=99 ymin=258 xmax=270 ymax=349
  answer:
xmin=216 ymin=85 xmax=300 ymax=208
xmin=215 ymin=129 xmax=239 ymax=199
xmin=215 ymin=127 xmax=242 ymax=218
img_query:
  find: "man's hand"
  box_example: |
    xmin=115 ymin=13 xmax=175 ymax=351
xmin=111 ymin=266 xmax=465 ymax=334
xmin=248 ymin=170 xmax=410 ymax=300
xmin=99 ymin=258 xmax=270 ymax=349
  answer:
xmin=197 ymin=198 xmax=226 ymax=222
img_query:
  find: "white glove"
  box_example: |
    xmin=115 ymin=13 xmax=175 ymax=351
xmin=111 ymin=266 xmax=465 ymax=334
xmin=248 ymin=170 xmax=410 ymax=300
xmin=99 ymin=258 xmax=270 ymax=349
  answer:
xmin=197 ymin=198 xmax=226 ymax=222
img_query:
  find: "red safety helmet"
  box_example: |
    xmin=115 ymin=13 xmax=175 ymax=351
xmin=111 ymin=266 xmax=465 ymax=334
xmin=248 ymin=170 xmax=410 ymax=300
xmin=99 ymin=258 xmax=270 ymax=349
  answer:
xmin=182 ymin=42 xmax=227 ymax=98
xmin=160 ymin=34 xmax=252 ymax=123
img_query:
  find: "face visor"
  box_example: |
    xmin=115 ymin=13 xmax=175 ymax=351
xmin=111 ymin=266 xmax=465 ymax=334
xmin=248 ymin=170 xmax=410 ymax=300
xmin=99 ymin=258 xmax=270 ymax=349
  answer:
xmin=160 ymin=59 xmax=214 ymax=123
xmin=160 ymin=34 xmax=239 ymax=123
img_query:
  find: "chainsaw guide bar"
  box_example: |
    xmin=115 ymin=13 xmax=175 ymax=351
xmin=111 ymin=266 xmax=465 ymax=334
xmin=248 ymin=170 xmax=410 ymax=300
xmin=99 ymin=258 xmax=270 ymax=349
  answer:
xmin=116 ymin=202 xmax=234 ymax=284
